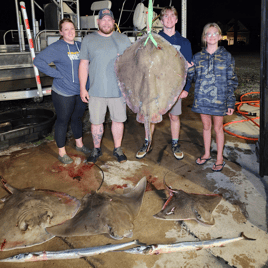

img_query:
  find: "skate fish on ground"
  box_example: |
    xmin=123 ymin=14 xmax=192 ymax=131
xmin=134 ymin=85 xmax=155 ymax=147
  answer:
xmin=119 ymin=233 xmax=255 ymax=255
xmin=0 ymin=240 xmax=139 ymax=262
xmin=115 ymin=33 xmax=187 ymax=143
xmin=46 ymin=177 xmax=147 ymax=240
xmin=153 ymin=179 xmax=222 ymax=226
xmin=0 ymin=178 xmax=81 ymax=251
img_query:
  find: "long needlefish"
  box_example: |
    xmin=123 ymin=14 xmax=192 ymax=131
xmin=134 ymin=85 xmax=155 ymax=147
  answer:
xmin=0 ymin=240 xmax=138 ymax=262
xmin=119 ymin=233 xmax=255 ymax=255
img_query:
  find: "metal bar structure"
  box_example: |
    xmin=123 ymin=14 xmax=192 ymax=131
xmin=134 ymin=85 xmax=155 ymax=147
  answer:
xmin=15 ymin=0 xmax=24 ymax=51
xmin=181 ymin=0 xmax=187 ymax=38
xmin=259 ymin=0 xmax=268 ymax=176
xmin=0 ymin=87 xmax=52 ymax=101
xmin=20 ymin=1 xmax=43 ymax=101
xmin=76 ymin=0 xmax=80 ymax=29
xmin=30 ymin=0 xmax=37 ymax=40
xmin=60 ymin=0 xmax=80 ymax=29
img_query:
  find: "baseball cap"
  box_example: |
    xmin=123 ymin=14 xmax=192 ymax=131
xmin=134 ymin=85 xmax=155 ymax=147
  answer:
xmin=98 ymin=8 xmax=114 ymax=19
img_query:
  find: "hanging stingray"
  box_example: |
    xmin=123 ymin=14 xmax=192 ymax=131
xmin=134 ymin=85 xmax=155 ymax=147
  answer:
xmin=0 ymin=178 xmax=81 ymax=251
xmin=46 ymin=177 xmax=147 ymax=240
xmin=115 ymin=34 xmax=187 ymax=144
xmin=153 ymin=179 xmax=222 ymax=226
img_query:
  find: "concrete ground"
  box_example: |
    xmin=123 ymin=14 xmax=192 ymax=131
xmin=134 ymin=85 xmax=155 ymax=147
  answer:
xmin=0 ymin=97 xmax=268 ymax=268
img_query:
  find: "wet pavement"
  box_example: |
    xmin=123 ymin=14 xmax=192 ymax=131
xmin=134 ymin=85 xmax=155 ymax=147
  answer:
xmin=0 ymin=97 xmax=267 ymax=267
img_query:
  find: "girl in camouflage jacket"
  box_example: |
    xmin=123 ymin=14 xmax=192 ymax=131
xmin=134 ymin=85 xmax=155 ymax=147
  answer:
xmin=187 ymin=23 xmax=238 ymax=172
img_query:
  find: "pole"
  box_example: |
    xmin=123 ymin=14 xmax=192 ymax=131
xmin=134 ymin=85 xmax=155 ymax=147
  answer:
xmin=20 ymin=1 xmax=43 ymax=101
xmin=15 ymin=0 xmax=24 ymax=51
xmin=30 ymin=0 xmax=37 ymax=40
xmin=259 ymin=0 xmax=268 ymax=176
xmin=181 ymin=0 xmax=187 ymax=38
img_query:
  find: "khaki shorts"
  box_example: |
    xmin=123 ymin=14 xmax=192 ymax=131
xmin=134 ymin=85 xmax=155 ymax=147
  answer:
xmin=169 ymin=98 xmax=182 ymax=116
xmin=88 ymin=96 xmax=127 ymax=125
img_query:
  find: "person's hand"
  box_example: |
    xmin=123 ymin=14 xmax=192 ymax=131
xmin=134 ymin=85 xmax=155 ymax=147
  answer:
xmin=179 ymin=90 xmax=188 ymax=99
xmin=226 ymin=108 xmax=234 ymax=115
xmin=187 ymin=61 xmax=194 ymax=69
xmin=80 ymin=88 xmax=89 ymax=103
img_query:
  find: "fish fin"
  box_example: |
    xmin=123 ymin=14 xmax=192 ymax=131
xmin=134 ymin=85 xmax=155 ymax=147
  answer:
xmin=241 ymin=232 xmax=256 ymax=241
xmin=122 ymin=177 xmax=147 ymax=218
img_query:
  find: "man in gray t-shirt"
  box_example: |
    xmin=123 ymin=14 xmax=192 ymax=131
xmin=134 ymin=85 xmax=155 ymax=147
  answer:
xmin=79 ymin=8 xmax=131 ymax=164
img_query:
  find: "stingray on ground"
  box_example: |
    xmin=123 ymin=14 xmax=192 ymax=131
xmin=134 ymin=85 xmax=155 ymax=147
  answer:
xmin=153 ymin=179 xmax=222 ymax=226
xmin=46 ymin=177 xmax=147 ymax=240
xmin=115 ymin=33 xmax=187 ymax=143
xmin=0 ymin=178 xmax=81 ymax=251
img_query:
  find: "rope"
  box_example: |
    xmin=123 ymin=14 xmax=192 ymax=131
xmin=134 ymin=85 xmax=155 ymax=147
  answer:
xmin=223 ymin=92 xmax=260 ymax=141
xmin=144 ymin=0 xmax=158 ymax=47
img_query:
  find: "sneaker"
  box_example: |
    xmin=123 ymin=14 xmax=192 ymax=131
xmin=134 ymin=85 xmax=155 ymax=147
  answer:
xmin=113 ymin=147 xmax=127 ymax=163
xmin=136 ymin=142 xmax=152 ymax=159
xmin=75 ymin=145 xmax=91 ymax=155
xmin=58 ymin=154 xmax=73 ymax=164
xmin=172 ymin=143 xmax=184 ymax=160
xmin=87 ymin=148 xmax=102 ymax=164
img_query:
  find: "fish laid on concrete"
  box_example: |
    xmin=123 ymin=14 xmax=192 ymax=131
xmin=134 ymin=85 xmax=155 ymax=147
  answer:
xmin=115 ymin=33 xmax=187 ymax=143
xmin=0 ymin=178 xmax=81 ymax=251
xmin=0 ymin=240 xmax=138 ymax=262
xmin=46 ymin=177 xmax=147 ymax=240
xmin=120 ymin=233 xmax=255 ymax=255
xmin=153 ymin=179 xmax=222 ymax=226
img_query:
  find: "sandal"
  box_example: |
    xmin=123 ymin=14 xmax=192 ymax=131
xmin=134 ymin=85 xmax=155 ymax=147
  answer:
xmin=196 ymin=156 xmax=211 ymax=165
xmin=211 ymin=161 xmax=225 ymax=172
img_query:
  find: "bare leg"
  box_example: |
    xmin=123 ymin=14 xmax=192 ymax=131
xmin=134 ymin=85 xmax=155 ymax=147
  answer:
xmin=58 ymin=147 xmax=67 ymax=157
xmin=91 ymin=124 xmax=103 ymax=148
xmin=75 ymin=137 xmax=83 ymax=148
xmin=169 ymin=113 xmax=180 ymax=140
xmin=111 ymin=121 xmax=124 ymax=148
xmin=145 ymin=123 xmax=155 ymax=140
xmin=196 ymin=114 xmax=212 ymax=164
xmin=213 ymin=115 xmax=224 ymax=169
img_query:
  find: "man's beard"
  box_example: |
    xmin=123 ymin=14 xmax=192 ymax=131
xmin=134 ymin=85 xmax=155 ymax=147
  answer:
xmin=99 ymin=24 xmax=114 ymax=35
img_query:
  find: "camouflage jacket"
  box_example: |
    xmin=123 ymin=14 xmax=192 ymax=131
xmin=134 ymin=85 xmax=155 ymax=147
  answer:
xmin=187 ymin=46 xmax=238 ymax=116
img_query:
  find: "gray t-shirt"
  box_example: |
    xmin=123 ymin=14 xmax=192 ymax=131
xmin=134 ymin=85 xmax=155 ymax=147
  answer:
xmin=80 ymin=31 xmax=131 ymax=98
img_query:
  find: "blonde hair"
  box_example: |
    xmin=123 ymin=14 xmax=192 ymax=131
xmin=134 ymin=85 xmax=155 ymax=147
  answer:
xmin=59 ymin=18 xmax=75 ymax=40
xmin=201 ymin=23 xmax=222 ymax=47
xmin=160 ymin=6 xmax=178 ymax=20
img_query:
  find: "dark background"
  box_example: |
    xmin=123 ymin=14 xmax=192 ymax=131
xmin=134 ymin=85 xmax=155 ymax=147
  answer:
xmin=0 ymin=0 xmax=262 ymax=52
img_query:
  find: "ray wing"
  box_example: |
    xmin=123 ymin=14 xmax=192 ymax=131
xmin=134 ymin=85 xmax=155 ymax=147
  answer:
xmin=0 ymin=180 xmax=80 ymax=251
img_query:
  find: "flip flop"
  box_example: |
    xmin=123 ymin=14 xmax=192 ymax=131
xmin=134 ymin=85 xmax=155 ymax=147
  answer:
xmin=211 ymin=161 xmax=226 ymax=172
xmin=196 ymin=156 xmax=211 ymax=165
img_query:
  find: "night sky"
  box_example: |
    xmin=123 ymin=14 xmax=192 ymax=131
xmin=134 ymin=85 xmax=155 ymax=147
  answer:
xmin=0 ymin=0 xmax=261 ymax=49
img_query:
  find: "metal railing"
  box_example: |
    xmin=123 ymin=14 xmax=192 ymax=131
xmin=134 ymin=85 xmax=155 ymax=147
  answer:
xmin=34 ymin=29 xmax=95 ymax=51
xmin=3 ymin=29 xmax=28 ymax=46
xmin=3 ymin=29 xmax=95 ymax=51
